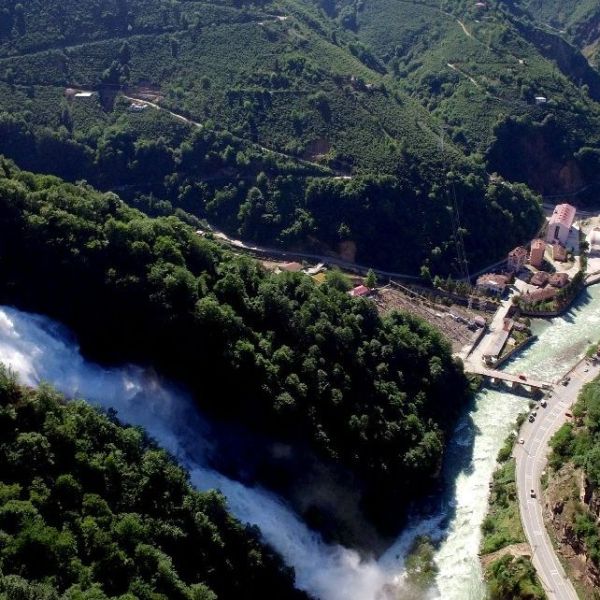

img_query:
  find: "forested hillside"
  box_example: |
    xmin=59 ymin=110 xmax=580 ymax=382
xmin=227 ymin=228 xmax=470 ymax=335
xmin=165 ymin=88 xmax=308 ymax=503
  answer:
xmin=546 ymin=375 xmax=600 ymax=596
xmin=516 ymin=0 xmax=600 ymax=68
xmin=321 ymin=0 xmax=600 ymax=200
xmin=0 ymin=0 xmax=545 ymax=275
xmin=0 ymin=157 xmax=471 ymax=544
xmin=0 ymin=366 xmax=308 ymax=600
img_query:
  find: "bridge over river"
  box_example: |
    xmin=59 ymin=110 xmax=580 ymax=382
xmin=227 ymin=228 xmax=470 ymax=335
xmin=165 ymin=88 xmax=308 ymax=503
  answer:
xmin=466 ymin=366 xmax=554 ymax=392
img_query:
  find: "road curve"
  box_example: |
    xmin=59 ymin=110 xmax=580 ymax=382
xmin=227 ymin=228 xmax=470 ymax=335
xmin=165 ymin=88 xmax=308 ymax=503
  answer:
xmin=515 ymin=359 xmax=599 ymax=599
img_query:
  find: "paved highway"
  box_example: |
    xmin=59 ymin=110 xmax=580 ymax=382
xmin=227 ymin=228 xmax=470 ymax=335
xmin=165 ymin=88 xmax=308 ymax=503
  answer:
xmin=515 ymin=358 xmax=600 ymax=599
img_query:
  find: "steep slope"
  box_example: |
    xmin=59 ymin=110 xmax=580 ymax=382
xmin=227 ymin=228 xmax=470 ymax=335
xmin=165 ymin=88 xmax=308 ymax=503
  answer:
xmin=326 ymin=0 xmax=600 ymax=199
xmin=0 ymin=0 xmax=542 ymax=276
xmin=0 ymin=367 xmax=307 ymax=600
xmin=546 ymin=375 xmax=600 ymax=598
xmin=516 ymin=0 xmax=600 ymax=68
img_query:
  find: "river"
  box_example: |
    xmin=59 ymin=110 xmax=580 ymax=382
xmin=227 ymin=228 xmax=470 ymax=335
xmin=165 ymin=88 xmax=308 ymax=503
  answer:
xmin=0 ymin=286 xmax=599 ymax=599
xmin=423 ymin=284 xmax=600 ymax=599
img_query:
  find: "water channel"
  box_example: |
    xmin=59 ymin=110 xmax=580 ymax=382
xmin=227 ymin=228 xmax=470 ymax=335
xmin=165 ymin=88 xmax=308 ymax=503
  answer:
xmin=0 ymin=285 xmax=599 ymax=599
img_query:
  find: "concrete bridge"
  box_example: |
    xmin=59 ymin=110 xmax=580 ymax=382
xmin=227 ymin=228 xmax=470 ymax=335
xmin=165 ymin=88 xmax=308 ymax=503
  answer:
xmin=466 ymin=366 xmax=554 ymax=392
xmin=585 ymin=270 xmax=600 ymax=287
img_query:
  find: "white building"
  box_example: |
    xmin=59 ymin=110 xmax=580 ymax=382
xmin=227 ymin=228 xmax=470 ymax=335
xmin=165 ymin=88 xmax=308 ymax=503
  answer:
xmin=545 ymin=203 xmax=576 ymax=246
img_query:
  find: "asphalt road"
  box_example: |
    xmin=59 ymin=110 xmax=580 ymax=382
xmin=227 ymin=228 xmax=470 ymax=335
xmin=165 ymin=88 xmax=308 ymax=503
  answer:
xmin=515 ymin=358 xmax=600 ymax=599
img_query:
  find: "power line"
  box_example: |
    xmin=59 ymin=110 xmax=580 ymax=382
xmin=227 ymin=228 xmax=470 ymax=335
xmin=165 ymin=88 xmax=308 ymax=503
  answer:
xmin=440 ymin=125 xmax=471 ymax=283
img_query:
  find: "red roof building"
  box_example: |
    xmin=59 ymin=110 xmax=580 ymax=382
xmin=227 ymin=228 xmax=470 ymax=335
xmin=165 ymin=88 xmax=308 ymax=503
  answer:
xmin=507 ymin=246 xmax=527 ymax=272
xmin=546 ymin=203 xmax=576 ymax=246
xmin=349 ymin=285 xmax=371 ymax=297
xmin=549 ymin=273 xmax=569 ymax=288
xmin=552 ymin=243 xmax=568 ymax=262
xmin=476 ymin=273 xmax=509 ymax=295
xmin=526 ymin=287 xmax=558 ymax=303
xmin=530 ymin=271 xmax=550 ymax=287
xmin=529 ymin=239 xmax=546 ymax=269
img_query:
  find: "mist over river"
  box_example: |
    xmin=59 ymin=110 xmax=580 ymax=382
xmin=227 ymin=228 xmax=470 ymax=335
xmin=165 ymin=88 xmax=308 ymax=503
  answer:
xmin=1 ymin=285 xmax=599 ymax=599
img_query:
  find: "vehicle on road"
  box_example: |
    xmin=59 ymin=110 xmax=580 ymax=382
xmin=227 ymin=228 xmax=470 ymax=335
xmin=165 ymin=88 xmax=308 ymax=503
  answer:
xmin=519 ymin=374 xmax=527 ymax=381
xmin=530 ymin=489 xmax=536 ymax=498
xmin=519 ymin=438 xmax=525 ymax=444
xmin=528 ymin=415 xmax=535 ymax=422
xmin=562 ymin=377 xmax=571 ymax=386
xmin=541 ymin=400 xmax=547 ymax=407
xmin=565 ymin=411 xmax=573 ymax=418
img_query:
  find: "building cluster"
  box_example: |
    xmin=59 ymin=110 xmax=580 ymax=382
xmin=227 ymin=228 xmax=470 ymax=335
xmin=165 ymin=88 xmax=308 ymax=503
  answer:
xmin=476 ymin=203 xmax=576 ymax=298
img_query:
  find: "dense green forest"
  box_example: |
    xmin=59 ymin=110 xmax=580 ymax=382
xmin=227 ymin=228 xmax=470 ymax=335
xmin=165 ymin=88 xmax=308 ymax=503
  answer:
xmin=549 ymin=376 xmax=600 ymax=566
xmin=314 ymin=0 xmax=600 ymax=198
xmin=0 ymin=366 xmax=308 ymax=600
xmin=0 ymin=157 xmax=471 ymax=541
xmin=0 ymin=0 xmax=549 ymax=275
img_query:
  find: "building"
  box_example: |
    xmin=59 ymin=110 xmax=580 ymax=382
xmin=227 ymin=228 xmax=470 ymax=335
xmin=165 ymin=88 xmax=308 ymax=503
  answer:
xmin=483 ymin=318 xmax=513 ymax=364
xmin=507 ymin=246 xmax=527 ymax=272
xmin=529 ymin=239 xmax=546 ymax=269
xmin=305 ymin=263 xmax=325 ymax=276
xmin=530 ymin=271 xmax=550 ymax=287
xmin=535 ymin=96 xmax=548 ymax=105
xmin=552 ymin=242 xmax=568 ymax=262
xmin=525 ymin=287 xmax=557 ymax=304
xmin=589 ymin=228 xmax=600 ymax=257
xmin=545 ymin=203 xmax=576 ymax=246
xmin=549 ymin=273 xmax=569 ymax=288
xmin=129 ymin=102 xmax=148 ymax=112
xmin=476 ymin=273 xmax=509 ymax=295
xmin=349 ymin=285 xmax=371 ymax=298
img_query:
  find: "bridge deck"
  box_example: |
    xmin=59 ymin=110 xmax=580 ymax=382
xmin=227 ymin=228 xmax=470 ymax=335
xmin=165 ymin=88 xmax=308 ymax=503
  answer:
xmin=467 ymin=366 xmax=553 ymax=390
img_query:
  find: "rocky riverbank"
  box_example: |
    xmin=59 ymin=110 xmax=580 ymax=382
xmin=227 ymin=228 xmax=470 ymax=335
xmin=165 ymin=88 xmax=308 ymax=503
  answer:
xmin=543 ymin=449 xmax=600 ymax=598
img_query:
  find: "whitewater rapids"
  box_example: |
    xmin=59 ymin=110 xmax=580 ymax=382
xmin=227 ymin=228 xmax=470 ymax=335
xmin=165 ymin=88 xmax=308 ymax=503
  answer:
xmin=2 ymin=287 xmax=599 ymax=598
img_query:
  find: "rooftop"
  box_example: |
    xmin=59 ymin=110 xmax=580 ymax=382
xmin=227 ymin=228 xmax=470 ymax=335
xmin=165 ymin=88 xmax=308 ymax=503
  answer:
xmin=526 ymin=287 xmax=557 ymax=303
xmin=349 ymin=285 xmax=371 ymax=297
xmin=476 ymin=273 xmax=509 ymax=286
xmin=548 ymin=203 xmax=576 ymax=228
xmin=549 ymin=272 xmax=569 ymax=288
xmin=531 ymin=238 xmax=545 ymax=249
xmin=530 ymin=271 xmax=550 ymax=287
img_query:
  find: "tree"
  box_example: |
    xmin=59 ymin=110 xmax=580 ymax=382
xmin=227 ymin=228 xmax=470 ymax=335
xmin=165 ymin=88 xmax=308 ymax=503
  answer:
xmin=420 ymin=265 xmax=432 ymax=283
xmin=365 ymin=269 xmax=377 ymax=289
xmin=325 ymin=268 xmax=351 ymax=291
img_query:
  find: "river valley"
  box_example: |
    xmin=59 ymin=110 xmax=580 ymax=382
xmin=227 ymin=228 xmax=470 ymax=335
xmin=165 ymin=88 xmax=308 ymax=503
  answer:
xmin=1 ymin=286 xmax=600 ymax=599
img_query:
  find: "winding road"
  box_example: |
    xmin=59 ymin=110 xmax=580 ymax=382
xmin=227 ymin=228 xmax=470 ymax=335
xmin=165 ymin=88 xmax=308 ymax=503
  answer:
xmin=122 ymin=94 xmax=350 ymax=178
xmin=515 ymin=358 xmax=598 ymax=599
xmin=207 ymin=227 xmax=421 ymax=280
